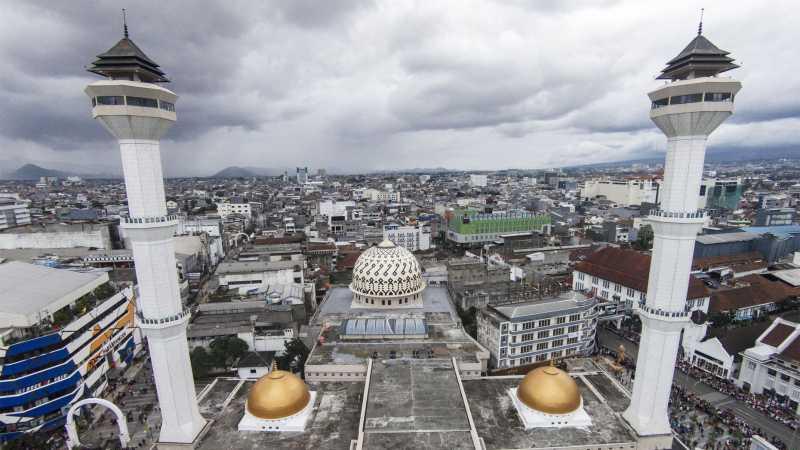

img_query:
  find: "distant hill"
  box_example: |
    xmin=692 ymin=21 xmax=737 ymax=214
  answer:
xmin=210 ymin=166 xmax=283 ymax=178
xmin=7 ymin=164 xmax=72 ymax=180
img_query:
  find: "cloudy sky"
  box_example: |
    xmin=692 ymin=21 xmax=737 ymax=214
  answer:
xmin=1 ymin=0 xmax=798 ymax=176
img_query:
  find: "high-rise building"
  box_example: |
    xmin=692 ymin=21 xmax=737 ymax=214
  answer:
xmin=296 ymin=167 xmax=309 ymax=184
xmin=84 ymin=21 xmax=207 ymax=445
xmin=623 ymin=22 xmax=741 ymax=449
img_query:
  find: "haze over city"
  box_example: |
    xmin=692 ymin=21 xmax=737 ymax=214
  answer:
xmin=1 ymin=0 xmax=799 ymax=177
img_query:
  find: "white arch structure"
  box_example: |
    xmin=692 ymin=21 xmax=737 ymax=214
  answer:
xmin=65 ymin=398 xmax=130 ymax=449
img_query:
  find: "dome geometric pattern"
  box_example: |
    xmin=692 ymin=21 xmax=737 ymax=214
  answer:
xmin=350 ymin=240 xmax=425 ymax=298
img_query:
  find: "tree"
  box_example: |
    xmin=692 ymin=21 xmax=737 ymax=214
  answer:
xmin=636 ymin=224 xmax=654 ymax=250
xmin=93 ymin=282 xmax=117 ymax=300
xmin=209 ymin=336 xmax=249 ymax=368
xmin=190 ymin=347 xmax=212 ymax=379
xmin=276 ymin=338 xmax=309 ymax=374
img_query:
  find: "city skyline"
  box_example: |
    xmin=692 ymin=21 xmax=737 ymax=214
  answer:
xmin=0 ymin=1 xmax=798 ymax=176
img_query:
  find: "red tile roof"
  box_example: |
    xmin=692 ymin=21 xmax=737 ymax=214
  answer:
xmin=710 ymin=275 xmax=800 ymax=313
xmin=574 ymin=247 xmax=709 ymax=300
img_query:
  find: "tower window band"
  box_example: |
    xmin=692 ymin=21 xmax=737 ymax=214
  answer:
xmin=126 ymin=96 xmax=158 ymax=108
xmin=96 ymin=96 xmax=124 ymax=106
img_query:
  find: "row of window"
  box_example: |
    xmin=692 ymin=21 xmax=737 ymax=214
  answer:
xmin=505 ymin=348 xmax=578 ymax=366
xmin=92 ymin=96 xmax=175 ymax=112
xmin=516 ymin=314 xmax=581 ymax=332
xmin=504 ymin=337 xmax=581 ymax=356
xmin=651 ymin=92 xmax=733 ymax=109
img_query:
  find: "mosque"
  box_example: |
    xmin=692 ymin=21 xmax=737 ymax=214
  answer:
xmin=195 ymin=241 xmax=642 ymax=450
xmin=80 ymin=12 xmax=740 ymax=450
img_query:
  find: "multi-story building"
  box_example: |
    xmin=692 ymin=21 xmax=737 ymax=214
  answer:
xmin=217 ymin=260 xmax=304 ymax=293
xmin=216 ymin=202 xmax=252 ymax=218
xmin=0 ymin=198 xmax=31 ymax=230
xmin=736 ymin=318 xmax=800 ymax=413
xmin=580 ymin=178 xmax=659 ymax=207
xmin=755 ymin=208 xmax=795 ymax=226
xmin=703 ymin=178 xmax=743 ymax=211
xmin=469 ymin=174 xmax=488 ymax=187
xmin=0 ymin=262 xmax=139 ymax=441
xmin=382 ymin=224 xmax=431 ymax=252
xmin=476 ymin=291 xmax=599 ymax=369
xmin=296 ymin=167 xmax=309 ymax=184
xmin=446 ymin=210 xmax=550 ymax=246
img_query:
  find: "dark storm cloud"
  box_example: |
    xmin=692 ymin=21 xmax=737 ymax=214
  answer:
xmin=0 ymin=0 xmax=799 ymax=175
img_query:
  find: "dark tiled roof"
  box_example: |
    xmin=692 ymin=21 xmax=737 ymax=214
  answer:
xmin=658 ymin=34 xmax=738 ymax=80
xmin=708 ymin=321 xmax=771 ymax=355
xmin=87 ymin=37 xmax=169 ymax=83
xmin=761 ymin=323 xmax=796 ymax=347
xmin=574 ymin=247 xmax=709 ymax=299
xmin=710 ymin=274 xmax=800 ymax=313
xmin=779 ymin=336 xmax=800 ymax=362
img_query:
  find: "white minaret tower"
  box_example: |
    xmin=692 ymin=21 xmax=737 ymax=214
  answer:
xmin=84 ymin=13 xmax=207 ymax=445
xmin=623 ymin=17 xmax=741 ymax=450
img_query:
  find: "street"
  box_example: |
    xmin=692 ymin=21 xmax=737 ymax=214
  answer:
xmin=598 ymin=328 xmax=798 ymax=447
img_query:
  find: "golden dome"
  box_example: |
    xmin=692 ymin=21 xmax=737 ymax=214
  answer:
xmin=517 ymin=365 xmax=581 ymax=415
xmin=246 ymin=370 xmax=311 ymax=420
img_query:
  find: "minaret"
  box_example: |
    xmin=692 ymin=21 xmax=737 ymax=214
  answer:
xmin=622 ymin=18 xmax=741 ymax=449
xmin=84 ymin=13 xmax=207 ymax=445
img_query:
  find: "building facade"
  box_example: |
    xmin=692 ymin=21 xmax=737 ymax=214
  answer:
xmin=0 ymin=263 xmax=139 ymax=441
xmin=446 ymin=210 xmax=551 ymax=246
xmin=382 ymin=224 xmax=431 ymax=252
xmin=476 ymin=292 xmax=599 ymax=369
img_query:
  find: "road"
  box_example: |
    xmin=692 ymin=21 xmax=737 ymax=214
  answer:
xmin=598 ymin=328 xmax=798 ymax=447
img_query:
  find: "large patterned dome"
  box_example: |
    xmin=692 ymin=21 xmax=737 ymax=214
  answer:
xmin=350 ymin=240 xmax=426 ymax=308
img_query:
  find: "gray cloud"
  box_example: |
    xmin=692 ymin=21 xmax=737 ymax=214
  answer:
xmin=0 ymin=0 xmax=798 ymax=176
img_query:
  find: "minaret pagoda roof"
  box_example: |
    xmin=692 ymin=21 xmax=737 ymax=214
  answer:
xmin=657 ymin=33 xmax=738 ymax=80
xmin=87 ymin=35 xmax=169 ymax=82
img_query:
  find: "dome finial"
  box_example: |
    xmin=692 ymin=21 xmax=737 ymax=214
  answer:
xmin=697 ymin=7 xmax=704 ymax=35
xmin=122 ymin=8 xmax=129 ymax=38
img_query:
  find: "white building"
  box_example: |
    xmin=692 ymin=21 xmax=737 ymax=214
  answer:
xmin=0 ymin=198 xmax=31 ymax=230
xmin=382 ymin=224 xmax=431 ymax=252
xmin=737 ymin=319 xmax=800 ymax=413
xmin=318 ymin=200 xmax=356 ymax=222
xmin=580 ymin=178 xmax=658 ymax=207
xmin=217 ymin=202 xmax=252 ymax=218
xmin=470 ymin=174 xmax=488 ymax=187
xmin=353 ymin=188 xmax=400 ymax=202
xmin=216 ymin=260 xmax=304 ymax=293
xmin=476 ymin=291 xmax=599 ymax=369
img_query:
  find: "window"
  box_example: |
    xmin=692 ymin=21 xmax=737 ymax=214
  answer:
xmin=614 ymin=284 xmax=622 ymax=293
xmin=553 ymin=328 xmax=565 ymax=336
xmin=521 ymin=345 xmax=532 ymax=353
xmin=126 ymin=96 xmax=158 ymax=108
xmin=538 ymin=319 xmax=550 ymax=327
xmin=522 ymin=321 xmax=534 ymax=330
xmin=568 ymin=325 xmax=579 ymax=333
xmin=510 ymin=347 xmax=516 ymax=355
xmin=552 ymin=339 xmax=564 ymax=347
xmin=767 ymin=369 xmax=777 ymax=377
xmin=651 ymin=97 xmax=669 ymax=109
xmin=576 ymin=282 xmax=584 ymax=291
xmin=536 ymin=342 xmax=548 ymax=350
xmin=511 ymin=336 xmax=517 ymax=344
xmin=781 ymin=374 xmax=791 ymax=382
xmin=670 ymin=93 xmax=703 ymax=105
xmin=567 ymin=337 xmax=578 ymax=344
xmin=591 ymin=276 xmax=598 ymax=284
xmin=96 ymin=95 xmax=124 ymax=105
xmin=626 ymin=288 xmax=635 ymax=297
xmin=602 ymin=280 xmax=610 ymax=289
xmin=704 ymin=92 xmax=732 ymax=102
xmin=569 ymin=314 xmax=580 ymax=322
xmin=535 ymin=354 xmax=548 ymax=362
xmin=537 ymin=330 xmax=550 ymax=339
xmin=522 ymin=333 xmax=535 ymax=342
xmin=556 ymin=316 xmax=566 ymax=325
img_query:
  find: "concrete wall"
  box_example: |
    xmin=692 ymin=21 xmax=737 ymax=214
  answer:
xmin=0 ymin=228 xmax=110 ymax=250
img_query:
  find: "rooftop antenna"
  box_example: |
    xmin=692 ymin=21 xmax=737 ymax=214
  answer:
xmin=697 ymin=8 xmax=704 ymax=35
xmin=122 ymin=8 xmax=129 ymax=38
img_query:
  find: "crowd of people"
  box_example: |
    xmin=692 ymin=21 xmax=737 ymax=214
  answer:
xmin=676 ymin=360 xmax=800 ymax=430
xmin=670 ymin=384 xmax=791 ymax=449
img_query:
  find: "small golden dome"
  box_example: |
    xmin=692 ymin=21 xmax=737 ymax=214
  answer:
xmin=246 ymin=370 xmax=311 ymax=420
xmin=517 ymin=365 xmax=581 ymax=414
